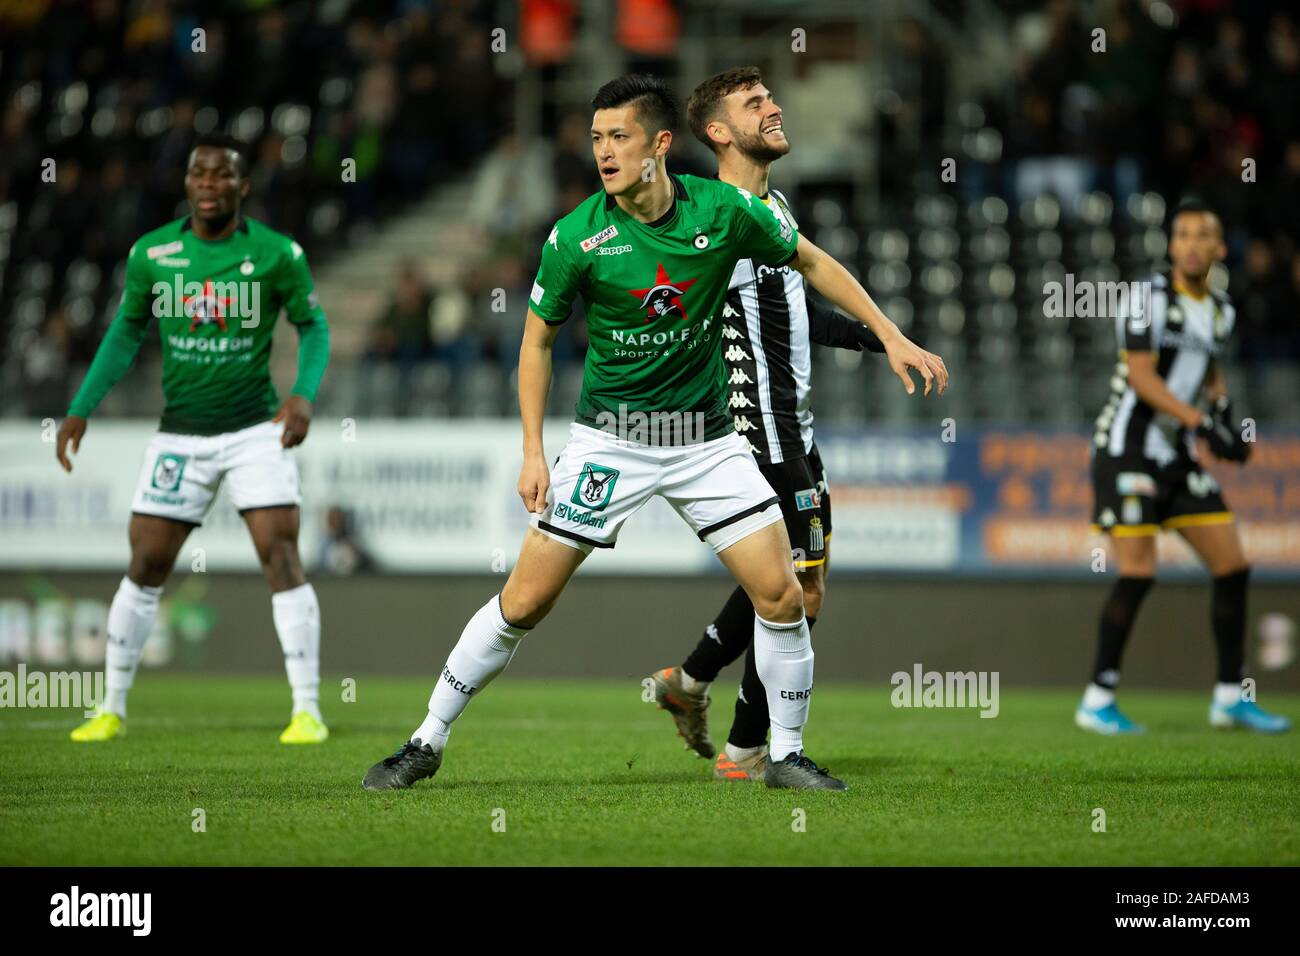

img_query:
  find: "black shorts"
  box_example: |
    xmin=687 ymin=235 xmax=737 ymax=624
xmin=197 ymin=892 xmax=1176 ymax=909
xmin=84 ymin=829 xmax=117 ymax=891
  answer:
xmin=759 ymin=447 xmax=830 ymax=569
xmin=806 ymin=440 xmax=832 ymax=542
xmin=1091 ymin=453 xmax=1233 ymax=537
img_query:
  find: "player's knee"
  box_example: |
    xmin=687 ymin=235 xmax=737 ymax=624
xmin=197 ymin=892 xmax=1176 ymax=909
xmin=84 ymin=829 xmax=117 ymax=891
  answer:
xmin=260 ymin=538 xmax=303 ymax=586
xmin=753 ymin=575 xmax=804 ymax=624
xmin=128 ymin=549 xmax=175 ymax=587
xmin=498 ymin=584 xmax=555 ymax=629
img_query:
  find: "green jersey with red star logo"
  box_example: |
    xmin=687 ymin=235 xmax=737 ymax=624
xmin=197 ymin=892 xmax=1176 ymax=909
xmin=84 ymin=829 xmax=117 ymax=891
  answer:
xmin=69 ymin=216 xmax=328 ymax=435
xmin=530 ymin=173 xmax=798 ymax=442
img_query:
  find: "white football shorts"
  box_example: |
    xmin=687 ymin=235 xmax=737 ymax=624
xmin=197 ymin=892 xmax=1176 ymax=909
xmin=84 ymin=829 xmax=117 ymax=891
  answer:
xmin=530 ymin=422 xmax=783 ymax=555
xmin=130 ymin=419 xmax=302 ymax=525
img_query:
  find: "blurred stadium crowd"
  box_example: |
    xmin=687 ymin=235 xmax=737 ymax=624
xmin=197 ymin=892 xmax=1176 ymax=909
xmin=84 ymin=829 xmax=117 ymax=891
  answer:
xmin=1 ymin=0 xmax=1297 ymax=426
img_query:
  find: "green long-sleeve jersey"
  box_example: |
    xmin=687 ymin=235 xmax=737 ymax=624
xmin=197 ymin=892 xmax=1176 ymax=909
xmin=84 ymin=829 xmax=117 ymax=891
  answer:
xmin=530 ymin=173 xmax=799 ymax=442
xmin=68 ymin=216 xmax=329 ymax=435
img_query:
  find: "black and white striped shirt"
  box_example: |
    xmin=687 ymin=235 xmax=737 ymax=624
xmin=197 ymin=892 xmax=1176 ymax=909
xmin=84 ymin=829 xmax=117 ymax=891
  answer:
xmin=1093 ymin=273 xmax=1235 ymax=465
xmin=721 ymin=188 xmax=818 ymax=464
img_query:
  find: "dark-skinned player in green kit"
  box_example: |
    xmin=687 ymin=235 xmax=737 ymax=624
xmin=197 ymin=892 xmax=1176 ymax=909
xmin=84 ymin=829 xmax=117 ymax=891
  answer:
xmin=362 ymin=75 xmax=947 ymax=792
xmin=55 ymin=132 xmax=331 ymax=745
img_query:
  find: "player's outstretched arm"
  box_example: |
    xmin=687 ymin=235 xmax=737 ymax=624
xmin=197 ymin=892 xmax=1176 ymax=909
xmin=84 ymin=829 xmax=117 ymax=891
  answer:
xmin=517 ymin=308 xmax=562 ymax=514
xmin=808 ymin=294 xmax=884 ymax=353
xmin=788 ymin=234 xmax=947 ymax=396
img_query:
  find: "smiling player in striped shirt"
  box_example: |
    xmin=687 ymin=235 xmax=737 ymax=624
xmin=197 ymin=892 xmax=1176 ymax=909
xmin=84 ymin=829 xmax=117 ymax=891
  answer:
xmin=645 ymin=67 xmax=948 ymax=779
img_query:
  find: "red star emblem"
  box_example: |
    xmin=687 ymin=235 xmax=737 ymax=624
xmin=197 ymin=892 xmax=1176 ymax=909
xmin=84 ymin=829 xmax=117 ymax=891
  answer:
xmin=184 ymin=278 xmax=232 ymax=331
xmin=628 ymin=262 xmax=698 ymax=322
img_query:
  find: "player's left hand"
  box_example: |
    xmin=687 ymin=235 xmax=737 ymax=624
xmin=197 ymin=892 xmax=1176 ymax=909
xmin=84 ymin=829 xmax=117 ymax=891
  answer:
xmin=273 ymin=395 xmax=312 ymax=448
xmin=922 ymin=349 xmax=949 ymax=394
xmin=1198 ymin=396 xmax=1250 ymax=463
xmin=884 ymin=336 xmax=947 ymax=396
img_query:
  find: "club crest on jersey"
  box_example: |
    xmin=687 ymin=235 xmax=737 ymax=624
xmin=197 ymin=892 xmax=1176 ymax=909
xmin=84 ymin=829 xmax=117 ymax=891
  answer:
xmin=570 ymin=462 xmax=620 ymax=511
xmin=628 ymin=262 xmax=698 ymax=322
xmin=580 ymin=225 xmax=619 ymax=252
xmin=182 ymin=278 xmax=232 ymax=331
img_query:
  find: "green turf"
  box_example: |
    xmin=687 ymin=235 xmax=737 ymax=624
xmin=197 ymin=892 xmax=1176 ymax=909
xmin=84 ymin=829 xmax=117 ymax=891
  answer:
xmin=1 ymin=676 xmax=1296 ymax=865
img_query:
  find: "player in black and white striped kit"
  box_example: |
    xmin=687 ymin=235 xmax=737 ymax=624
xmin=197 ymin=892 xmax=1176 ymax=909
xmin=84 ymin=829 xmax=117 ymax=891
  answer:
xmin=646 ymin=67 xmax=948 ymax=781
xmin=1078 ymin=199 xmax=1290 ymax=736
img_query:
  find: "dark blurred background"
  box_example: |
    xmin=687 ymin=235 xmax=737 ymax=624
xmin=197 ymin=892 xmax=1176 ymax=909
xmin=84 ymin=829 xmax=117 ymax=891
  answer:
xmin=1 ymin=0 xmax=1296 ymax=424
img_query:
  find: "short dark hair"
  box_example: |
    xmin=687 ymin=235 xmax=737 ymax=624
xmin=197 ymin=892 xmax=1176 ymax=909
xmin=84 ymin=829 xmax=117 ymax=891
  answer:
xmin=591 ymin=74 xmax=680 ymax=141
xmin=189 ymin=131 xmax=250 ymax=178
xmin=1170 ymin=196 xmax=1221 ymax=234
xmin=687 ymin=66 xmax=763 ymax=154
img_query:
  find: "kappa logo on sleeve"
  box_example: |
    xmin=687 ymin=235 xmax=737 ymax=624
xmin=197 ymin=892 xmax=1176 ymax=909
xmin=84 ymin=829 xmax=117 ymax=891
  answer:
xmin=580 ymin=225 xmax=620 ymax=252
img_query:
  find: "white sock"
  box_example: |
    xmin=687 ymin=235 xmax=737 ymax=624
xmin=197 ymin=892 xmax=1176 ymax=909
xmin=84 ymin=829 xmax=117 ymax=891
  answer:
xmin=413 ymin=595 xmax=527 ymax=750
xmin=1213 ymin=682 xmax=1243 ymax=707
xmin=725 ymin=742 xmax=766 ymax=762
xmin=753 ymin=613 xmax=813 ymax=762
xmin=1083 ymin=683 xmax=1115 ymax=710
xmin=103 ymin=577 xmax=163 ymax=719
xmin=679 ymin=669 xmax=708 ymax=694
xmin=272 ymin=583 xmax=322 ymax=721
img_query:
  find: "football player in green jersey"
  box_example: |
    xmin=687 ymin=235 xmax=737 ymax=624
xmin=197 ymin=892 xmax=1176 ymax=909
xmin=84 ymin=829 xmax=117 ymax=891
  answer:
xmin=55 ymin=133 xmax=331 ymax=745
xmin=363 ymin=75 xmax=943 ymax=792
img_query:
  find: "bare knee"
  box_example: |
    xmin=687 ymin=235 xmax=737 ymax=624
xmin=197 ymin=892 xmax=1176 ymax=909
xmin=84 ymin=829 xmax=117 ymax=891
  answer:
xmin=752 ymin=574 xmax=804 ymax=624
xmin=259 ymin=538 xmax=305 ymax=591
xmin=127 ymin=547 xmax=175 ymax=587
xmin=499 ymin=578 xmax=559 ymax=628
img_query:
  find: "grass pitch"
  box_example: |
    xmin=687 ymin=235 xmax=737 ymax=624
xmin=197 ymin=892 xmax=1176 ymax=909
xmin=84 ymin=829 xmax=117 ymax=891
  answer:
xmin=1 ymin=676 xmax=1296 ymax=866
